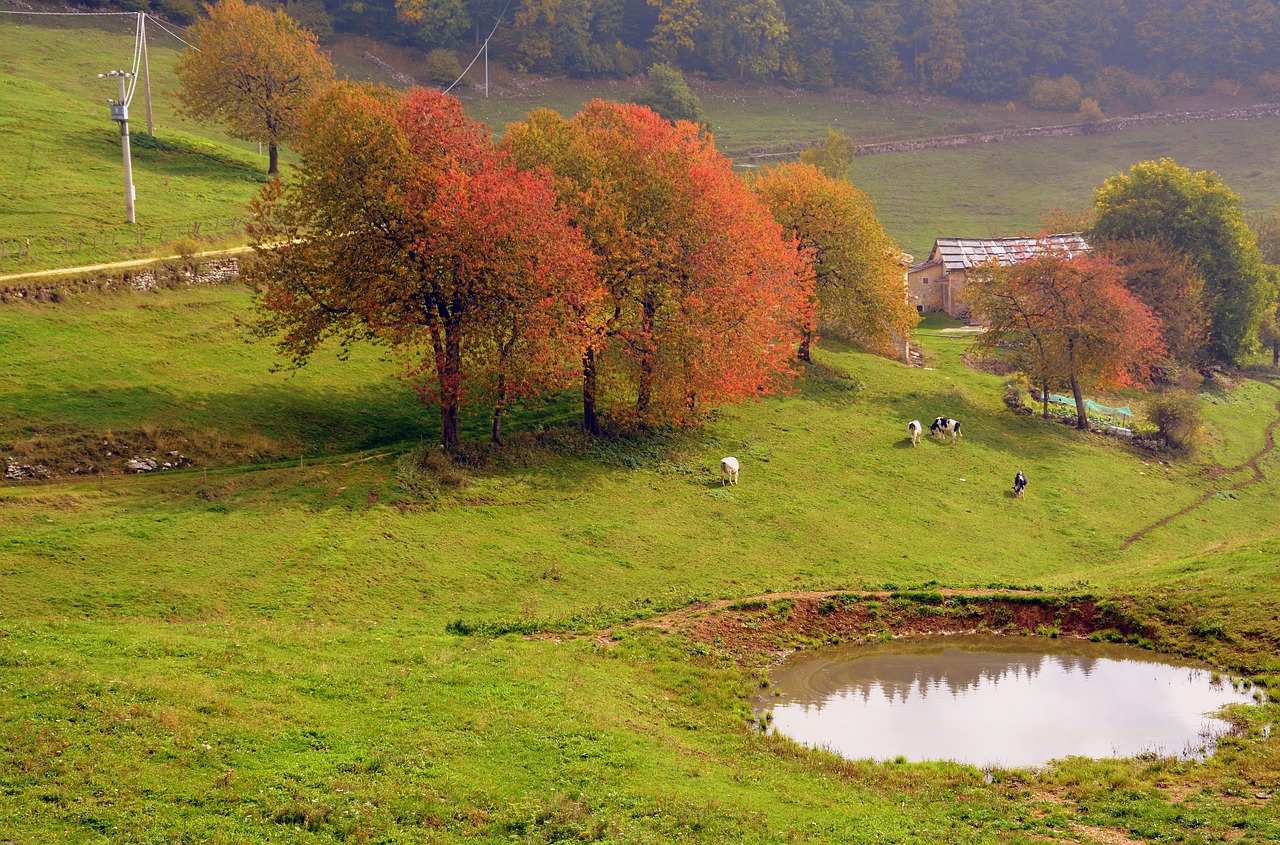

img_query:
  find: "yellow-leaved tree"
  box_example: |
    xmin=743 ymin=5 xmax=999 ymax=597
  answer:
xmin=175 ymin=0 xmax=335 ymax=175
xmin=755 ymin=162 xmax=918 ymax=362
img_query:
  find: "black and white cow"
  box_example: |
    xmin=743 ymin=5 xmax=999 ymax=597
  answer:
xmin=931 ymin=416 xmax=961 ymax=444
xmin=1014 ymin=470 xmax=1027 ymax=496
xmin=907 ymin=420 xmax=922 ymax=447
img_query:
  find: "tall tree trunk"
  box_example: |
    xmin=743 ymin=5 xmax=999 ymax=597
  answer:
xmin=440 ymin=333 xmax=462 ymax=451
xmin=491 ymin=377 xmax=506 ymax=445
xmin=582 ymin=348 xmax=601 ymax=436
xmin=1272 ymin=338 xmax=1278 ymax=368
xmin=636 ymin=293 xmax=657 ymax=418
xmin=1070 ymin=373 xmax=1088 ymax=430
xmin=268 ymin=142 xmax=279 ymax=176
xmin=798 ymin=329 xmax=812 ymax=362
xmin=1042 ymin=379 xmax=1050 ymax=419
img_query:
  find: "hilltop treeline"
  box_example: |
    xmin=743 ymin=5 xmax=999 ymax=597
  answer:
xmin=113 ymin=0 xmax=1280 ymax=101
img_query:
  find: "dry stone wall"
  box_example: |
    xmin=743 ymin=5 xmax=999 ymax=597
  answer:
xmin=0 ymin=257 xmax=241 ymax=304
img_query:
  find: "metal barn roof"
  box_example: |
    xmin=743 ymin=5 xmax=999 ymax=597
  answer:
xmin=930 ymin=234 xmax=1090 ymax=272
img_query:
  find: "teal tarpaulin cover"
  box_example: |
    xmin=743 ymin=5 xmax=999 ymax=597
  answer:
xmin=1047 ymin=393 xmax=1133 ymax=419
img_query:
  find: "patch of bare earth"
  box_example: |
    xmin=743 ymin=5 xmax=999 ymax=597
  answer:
xmin=619 ymin=590 xmax=1109 ymax=661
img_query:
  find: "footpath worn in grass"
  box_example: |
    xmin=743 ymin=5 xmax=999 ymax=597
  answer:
xmin=1 ymin=285 xmax=1278 ymax=842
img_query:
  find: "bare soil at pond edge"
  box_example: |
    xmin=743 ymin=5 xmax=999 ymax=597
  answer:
xmin=619 ymin=590 xmax=1160 ymax=663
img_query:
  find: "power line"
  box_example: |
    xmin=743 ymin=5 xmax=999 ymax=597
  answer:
xmin=443 ymin=0 xmax=510 ymax=95
xmin=0 ymin=10 xmax=136 ymax=15
xmin=143 ymin=13 xmax=196 ymax=50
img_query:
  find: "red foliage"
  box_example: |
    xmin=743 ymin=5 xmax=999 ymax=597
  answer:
xmin=246 ymin=84 xmax=598 ymax=449
xmin=504 ymin=100 xmax=812 ymax=430
xmin=968 ymin=238 xmax=1166 ymax=428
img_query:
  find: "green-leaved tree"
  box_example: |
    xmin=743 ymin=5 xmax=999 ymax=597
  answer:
xmin=1091 ymin=159 xmax=1276 ymax=363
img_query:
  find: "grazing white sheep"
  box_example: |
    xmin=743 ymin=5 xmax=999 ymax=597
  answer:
xmin=931 ymin=416 xmax=962 ymax=444
xmin=720 ymin=456 xmax=740 ymax=486
xmin=907 ymin=420 xmax=922 ymax=447
xmin=1014 ymin=471 xmax=1028 ymax=496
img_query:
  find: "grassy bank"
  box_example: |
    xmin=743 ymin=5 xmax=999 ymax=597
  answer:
xmin=1 ymin=284 xmax=1278 ymax=842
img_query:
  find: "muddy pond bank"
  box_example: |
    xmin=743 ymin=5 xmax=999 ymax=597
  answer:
xmin=632 ymin=590 xmax=1275 ymax=675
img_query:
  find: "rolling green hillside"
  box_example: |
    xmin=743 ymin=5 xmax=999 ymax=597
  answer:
xmin=1 ymin=285 xmax=1278 ymax=842
xmin=4 ymin=12 xmax=1280 ymax=845
xmin=4 ymin=15 xmax=1280 ymax=271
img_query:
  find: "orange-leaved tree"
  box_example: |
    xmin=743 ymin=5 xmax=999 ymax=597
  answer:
xmin=175 ymin=0 xmax=335 ymax=174
xmin=245 ymin=83 xmax=598 ymax=450
xmin=966 ymin=240 xmax=1165 ymax=429
xmin=754 ymin=162 xmax=918 ymax=361
xmin=1095 ymin=238 xmax=1209 ymax=368
xmin=502 ymin=100 xmax=812 ymax=432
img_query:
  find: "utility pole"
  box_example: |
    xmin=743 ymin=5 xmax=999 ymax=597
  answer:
xmin=139 ymin=13 xmax=154 ymax=135
xmin=484 ymin=39 xmax=489 ymax=98
xmin=99 ymin=70 xmax=136 ymax=224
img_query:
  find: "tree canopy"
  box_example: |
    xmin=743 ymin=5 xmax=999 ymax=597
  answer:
xmin=754 ymin=162 xmax=917 ymax=361
xmin=503 ymin=100 xmax=812 ymax=432
xmin=630 ymin=63 xmax=711 ymax=129
xmin=245 ymin=84 xmax=597 ymax=450
xmin=966 ymin=243 xmax=1165 ymax=428
xmin=175 ymin=0 xmax=335 ymax=174
xmin=1090 ymin=158 xmax=1275 ymax=363
xmin=158 ymin=0 xmax=1280 ymax=102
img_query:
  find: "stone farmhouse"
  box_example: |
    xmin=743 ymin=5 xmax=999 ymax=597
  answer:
xmin=907 ymin=234 xmax=1091 ymax=319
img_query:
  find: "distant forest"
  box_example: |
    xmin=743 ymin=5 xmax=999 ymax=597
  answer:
xmin=119 ymin=0 xmax=1280 ymax=102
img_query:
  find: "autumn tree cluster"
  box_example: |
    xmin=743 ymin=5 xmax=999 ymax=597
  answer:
xmin=246 ymin=84 xmax=913 ymax=448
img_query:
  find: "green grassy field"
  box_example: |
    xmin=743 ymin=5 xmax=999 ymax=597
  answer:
xmin=1 ymin=285 xmax=1279 ymax=842
xmin=5 ymin=15 xmax=1280 ymax=271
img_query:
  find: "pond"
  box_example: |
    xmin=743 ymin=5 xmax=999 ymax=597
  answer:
xmin=755 ymin=635 xmax=1262 ymax=769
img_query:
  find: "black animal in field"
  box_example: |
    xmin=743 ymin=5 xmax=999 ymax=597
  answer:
xmin=1014 ymin=471 xmax=1027 ymax=496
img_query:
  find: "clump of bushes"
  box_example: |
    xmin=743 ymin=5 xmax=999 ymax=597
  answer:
xmin=422 ymin=48 xmax=463 ymax=85
xmin=1145 ymin=390 xmax=1206 ymax=454
xmin=1029 ymin=74 xmax=1083 ymax=111
xmin=1256 ymin=71 xmax=1280 ymax=100
xmin=395 ymin=445 xmax=469 ymax=500
xmin=1078 ymin=98 xmax=1105 ymax=132
xmin=1093 ymin=67 xmax=1161 ymax=110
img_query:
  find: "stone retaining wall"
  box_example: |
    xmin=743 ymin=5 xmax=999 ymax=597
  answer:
xmin=0 ymin=257 xmax=241 ymax=304
xmin=854 ymin=103 xmax=1280 ymax=156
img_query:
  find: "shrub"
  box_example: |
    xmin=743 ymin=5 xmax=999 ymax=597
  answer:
xmin=1092 ymin=67 xmax=1160 ymax=110
xmin=1166 ymin=71 xmax=1196 ymax=95
xmin=422 ymin=48 xmax=463 ymax=85
xmin=1145 ymin=390 xmax=1206 ymax=454
xmin=1256 ymin=71 xmax=1280 ymax=100
xmin=1029 ymin=75 xmax=1083 ymax=111
xmin=1078 ymin=98 xmax=1104 ymax=132
xmin=1211 ymin=78 xmax=1242 ymax=98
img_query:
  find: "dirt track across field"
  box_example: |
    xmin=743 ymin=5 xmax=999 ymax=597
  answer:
xmin=1121 ymin=373 xmax=1280 ymax=549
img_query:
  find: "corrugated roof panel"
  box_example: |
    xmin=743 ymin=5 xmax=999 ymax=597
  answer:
xmin=930 ymin=234 xmax=1089 ymax=271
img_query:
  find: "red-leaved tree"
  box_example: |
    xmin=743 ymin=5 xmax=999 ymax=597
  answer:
xmin=966 ymin=241 xmax=1166 ymax=429
xmin=245 ymin=84 xmax=598 ymax=450
xmin=502 ymin=100 xmax=813 ymax=431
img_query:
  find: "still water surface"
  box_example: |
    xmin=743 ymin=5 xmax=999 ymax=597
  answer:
xmin=757 ymin=635 xmax=1258 ymax=768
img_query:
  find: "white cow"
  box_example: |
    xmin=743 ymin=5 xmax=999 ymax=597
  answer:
xmin=931 ymin=416 xmax=961 ymax=444
xmin=907 ymin=420 xmax=922 ymax=447
xmin=720 ymin=456 xmax=740 ymax=486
